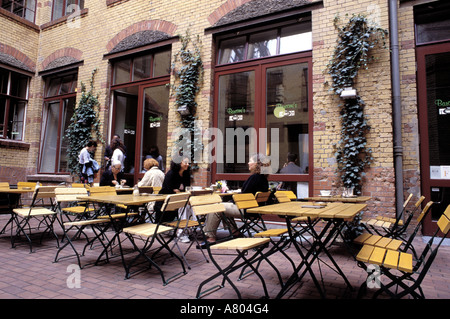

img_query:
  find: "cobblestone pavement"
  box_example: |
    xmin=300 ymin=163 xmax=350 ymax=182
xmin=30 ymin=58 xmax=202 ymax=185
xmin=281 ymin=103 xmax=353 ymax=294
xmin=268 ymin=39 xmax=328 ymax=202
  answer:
xmin=0 ymin=214 xmax=449 ymax=312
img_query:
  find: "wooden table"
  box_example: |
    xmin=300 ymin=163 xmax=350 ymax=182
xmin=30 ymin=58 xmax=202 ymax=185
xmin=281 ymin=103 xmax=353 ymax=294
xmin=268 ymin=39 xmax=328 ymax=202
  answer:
xmin=247 ymin=201 xmax=367 ymax=298
xmin=305 ymin=196 xmax=371 ymax=203
xmin=78 ymin=193 xmax=167 ymax=207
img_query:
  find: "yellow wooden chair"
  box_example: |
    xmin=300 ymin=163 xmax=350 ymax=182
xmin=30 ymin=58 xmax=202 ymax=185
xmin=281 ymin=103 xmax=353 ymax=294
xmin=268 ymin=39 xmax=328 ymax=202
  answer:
xmin=190 ymin=194 xmax=272 ymax=299
xmin=361 ymin=194 xmax=425 ymax=238
xmin=11 ymin=186 xmax=58 ymax=252
xmin=356 ymin=204 xmax=450 ymax=299
xmin=121 ymin=193 xmax=190 ymax=284
xmin=354 ymin=201 xmax=433 ymax=260
xmin=55 ymin=187 xmax=95 ymax=222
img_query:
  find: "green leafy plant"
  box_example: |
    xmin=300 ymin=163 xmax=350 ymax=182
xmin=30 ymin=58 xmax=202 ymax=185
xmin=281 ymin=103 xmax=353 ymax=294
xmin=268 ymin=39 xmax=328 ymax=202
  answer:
xmin=64 ymin=68 xmax=104 ymax=176
xmin=170 ymin=31 xmax=204 ymax=168
xmin=327 ymin=14 xmax=388 ymax=194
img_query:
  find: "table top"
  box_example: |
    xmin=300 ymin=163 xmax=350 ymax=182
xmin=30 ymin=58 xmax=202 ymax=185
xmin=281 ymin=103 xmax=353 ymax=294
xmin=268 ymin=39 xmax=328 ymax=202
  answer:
xmin=0 ymin=187 xmax=35 ymax=194
xmin=304 ymin=196 xmax=371 ymax=203
xmin=247 ymin=201 xmax=367 ymax=220
xmin=78 ymin=193 xmax=167 ymax=206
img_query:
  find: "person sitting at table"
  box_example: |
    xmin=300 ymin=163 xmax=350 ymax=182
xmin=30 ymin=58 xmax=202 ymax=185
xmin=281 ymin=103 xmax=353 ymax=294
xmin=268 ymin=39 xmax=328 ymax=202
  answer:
xmin=99 ymin=160 xmax=124 ymax=187
xmin=138 ymin=158 xmax=165 ymax=188
xmin=201 ymin=153 xmax=269 ymax=247
xmin=138 ymin=158 xmax=165 ymax=213
xmin=154 ymin=156 xmax=191 ymax=223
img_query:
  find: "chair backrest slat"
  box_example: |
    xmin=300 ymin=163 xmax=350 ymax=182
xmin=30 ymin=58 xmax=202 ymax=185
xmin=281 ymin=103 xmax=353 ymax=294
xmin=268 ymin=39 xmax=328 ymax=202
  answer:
xmin=161 ymin=193 xmax=190 ymax=212
xmin=437 ymin=205 xmax=450 ymax=235
xmin=55 ymin=187 xmax=88 ymax=202
xmin=255 ymin=191 xmax=271 ymax=203
xmin=417 ymin=201 xmax=433 ymax=223
xmin=89 ymin=186 xmax=116 ymax=195
xmin=275 ymin=192 xmax=290 ymax=203
xmin=189 ymin=194 xmax=225 ymax=216
xmin=233 ymin=193 xmax=258 ymax=210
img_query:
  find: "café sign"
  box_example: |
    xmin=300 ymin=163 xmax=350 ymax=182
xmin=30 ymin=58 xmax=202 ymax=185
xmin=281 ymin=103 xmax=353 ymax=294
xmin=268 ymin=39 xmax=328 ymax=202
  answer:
xmin=435 ymin=99 xmax=450 ymax=115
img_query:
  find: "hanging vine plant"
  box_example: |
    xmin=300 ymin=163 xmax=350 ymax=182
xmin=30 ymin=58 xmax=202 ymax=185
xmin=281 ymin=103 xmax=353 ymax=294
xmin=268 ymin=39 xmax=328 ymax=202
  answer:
xmin=170 ymin=30 xmax=204 ymax=168
xmin=64 ymin=68 xmax=104 ymax=176
xmin=327 ymin=14 xmax=388 ymax=194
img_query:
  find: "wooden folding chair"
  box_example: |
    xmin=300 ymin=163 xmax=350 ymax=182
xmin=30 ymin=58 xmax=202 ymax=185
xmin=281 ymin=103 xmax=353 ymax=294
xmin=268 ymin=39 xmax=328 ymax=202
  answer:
xmin=275 ymin=190 xmax=297 ymax=201
xmin=356 ymin=204 xmax=450 ymax=299
xmin=164 ymin=202 xmax=208 ymax=269
xmin=362 ymin=194 xmax=424 ymax=238
xmin=231 ymin=193 xmax=294 ymax=285
xmin=233 ymin=193 xmax=268 ymax=237
xmin=121 ymin=193 xmax=190 ymax=284
xmin=11 ymin=186 xmax=59 ymax=252
xmin=190 ymin=194 xmax=271 ymax=299
xmin=54 ymin=217 xmax=111 ymax=268
xmin=54 ymin=187 xmax=95 ymax=222
xmin=354 ymin=201 xmax=433 ymax=260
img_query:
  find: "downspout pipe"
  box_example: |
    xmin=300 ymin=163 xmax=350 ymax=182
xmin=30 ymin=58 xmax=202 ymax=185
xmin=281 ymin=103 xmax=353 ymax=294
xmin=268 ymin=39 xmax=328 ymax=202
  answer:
xmin=388 ymin=0 xmax=405 ymax=219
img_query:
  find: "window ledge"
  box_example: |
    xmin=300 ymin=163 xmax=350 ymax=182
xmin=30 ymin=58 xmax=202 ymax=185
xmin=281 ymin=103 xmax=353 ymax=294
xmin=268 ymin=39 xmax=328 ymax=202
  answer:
xmin=41 ymin=8 xmax=89 ymax=31
xmin=0 ymin=139 xmax=30 ymax=150
xmin=107 ymin=0 xmax=130 ymax=7
xmin=27 ymin=174 xmax=72 ymax=184
xmin=0 ymin=7 xmax=39 ymax=31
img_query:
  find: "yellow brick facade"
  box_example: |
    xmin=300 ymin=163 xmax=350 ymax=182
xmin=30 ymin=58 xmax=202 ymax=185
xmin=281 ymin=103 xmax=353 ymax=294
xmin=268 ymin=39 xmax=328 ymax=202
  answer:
xmin=0 ymin=0 xmax=443 ymax=227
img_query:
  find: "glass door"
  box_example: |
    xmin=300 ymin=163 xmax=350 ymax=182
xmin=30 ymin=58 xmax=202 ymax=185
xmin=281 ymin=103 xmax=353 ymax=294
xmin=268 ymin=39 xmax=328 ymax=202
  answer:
xmin=417 ymin=42 xmax=450 ymax=234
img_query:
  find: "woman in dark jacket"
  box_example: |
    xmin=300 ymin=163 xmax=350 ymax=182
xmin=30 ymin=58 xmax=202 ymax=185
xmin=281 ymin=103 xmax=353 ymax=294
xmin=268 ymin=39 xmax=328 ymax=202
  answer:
xmin=203 ymin=153 xmax=269 ymax=244
xmin=154 ymin=156 xmax=191 ymax=222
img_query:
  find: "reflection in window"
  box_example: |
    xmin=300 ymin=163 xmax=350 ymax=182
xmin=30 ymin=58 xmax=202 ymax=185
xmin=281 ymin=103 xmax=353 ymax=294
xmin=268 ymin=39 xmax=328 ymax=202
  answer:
xmin=141 ymin=85 xmax=169 ymax=171
xmin=217 ymin=71 xmax=255 ymax=174
xmin=217 ymin=21 xmax=312 ymax=65
xmin=40 ymin=72 xmax=77 ymax=173
xmin=113 ymin=48 xmax=171 ymax=85
xmin=0 ymin=68 xmax=29 ymax=141
xmin=218 ymin=37 xmax=246 ymax=65
xmin=248 ymin=30 xmax=277 ymax=60
xmin=267 ymin=63 xmax=309 ymax=175
xmin=39 ymin=98 xmax=75 ymax=173
xmin=1 ymin=0 xmax=36 ymax=22
xmin=52 ymin=0 xmax=84 ymax=20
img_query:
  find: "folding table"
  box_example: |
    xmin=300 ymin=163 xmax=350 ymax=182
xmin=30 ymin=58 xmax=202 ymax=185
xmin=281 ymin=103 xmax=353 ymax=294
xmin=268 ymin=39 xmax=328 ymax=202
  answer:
xmin=246 ymin=201 xmax=367 ymax=298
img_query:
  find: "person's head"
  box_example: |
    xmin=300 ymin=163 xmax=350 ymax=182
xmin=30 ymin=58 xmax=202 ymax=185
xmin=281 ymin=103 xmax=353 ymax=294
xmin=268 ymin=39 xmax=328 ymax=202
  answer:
xmin=111 ymin=138 xmax=124 ymax=152
xmin=287 ymin=152 xmax=298 ymax=163
xmin=170 ymin=156 xmax=190 ymax=173
xmin=86 ymin=140 xmax=97 ymax=152
xmin=149 ymin=145 xmax=159 ymax=156
xmin=248 ymin=153 xmax=269 ymax=174
xmin=143 ymin=158 xmax=159 ymax=171
xmin=111 ymin=160 xmax=122 ymax=173
xmin=111 ymin=134 xmax=120 ymax=143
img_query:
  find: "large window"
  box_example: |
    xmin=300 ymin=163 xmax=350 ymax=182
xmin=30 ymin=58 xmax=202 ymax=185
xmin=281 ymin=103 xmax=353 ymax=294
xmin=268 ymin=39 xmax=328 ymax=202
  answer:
xmin=214 ymin=20 xmax=312 ymax=196
xmin=111 ymin=47 xmax=171 ymax=181
xmin=0 ymin=67 xmax=29 ymax=141
xmin=1 ymin=0 xmax=36 ymax=23
xmin=52 ymin=0 xmax=84 ymax=21
xmin=39 ymin=72 xmax=77 ymax=173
